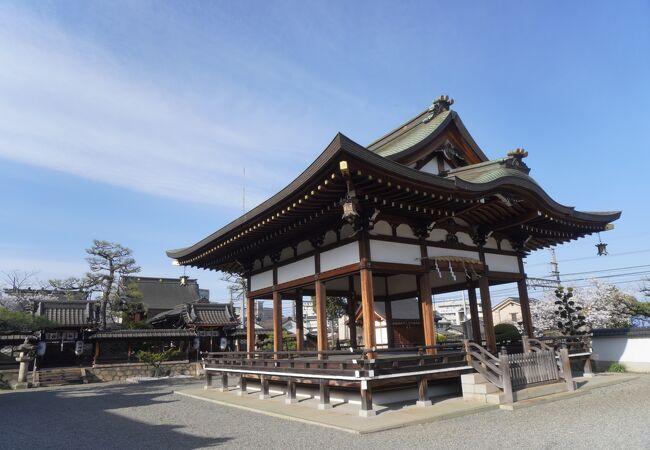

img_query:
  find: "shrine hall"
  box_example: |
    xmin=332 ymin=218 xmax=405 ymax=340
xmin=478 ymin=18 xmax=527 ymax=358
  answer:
xmin=167 ymin=95 xmax=620 ymax=414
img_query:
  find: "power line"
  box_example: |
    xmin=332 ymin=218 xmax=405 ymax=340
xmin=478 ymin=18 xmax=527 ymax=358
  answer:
xmin=534 ymin=264 xmax=650 ymax=278
xmin=525 ymin=248 xmax=650 ymax=267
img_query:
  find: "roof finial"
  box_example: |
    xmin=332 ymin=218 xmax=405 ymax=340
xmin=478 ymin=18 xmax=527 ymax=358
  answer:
xmin=505 ymin=148 xmax=530 ymax=173
xmin=423 ymin=95 xmax=454 ymax=123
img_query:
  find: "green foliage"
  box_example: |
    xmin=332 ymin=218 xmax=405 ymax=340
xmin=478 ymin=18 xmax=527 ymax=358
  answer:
xmin=136 ymin=348 xmax=179 ymax=368
xmin=311 ymin=296 xmax=348 ymax=321
xmin=0 ymin=307 xmax=55 ymax=332
xmin=629 ymin=298 xmax=650 ymax=317
xmin=554 ymin=287 xmax=586 ymax=335
xmin=494 ymin=323 xmax=521 ymax=343
xmin=608 ymin=362 xmax=626 ymax=373
xmin=436 ymin=333 xmax=447 ymax=343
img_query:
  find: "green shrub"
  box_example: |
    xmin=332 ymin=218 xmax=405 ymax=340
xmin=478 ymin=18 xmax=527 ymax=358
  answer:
xmin=494 ymin=323 xmax=521 ymax=344
xmin=0 ymin=307 xmax=55 ymax=332
xmin=608 ymin=362 xmax=626 ymax=373
xmin=436 ymin=333 xmax=447 ymax=343
xmin=136 ymin=348 xmax=180 ymax=377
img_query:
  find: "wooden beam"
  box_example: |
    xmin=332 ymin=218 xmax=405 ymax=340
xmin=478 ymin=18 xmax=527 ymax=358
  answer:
xmin=315 ymin=280 xmax=328 ymax=355
xmin=295 ymin=288 xmax=304 ymax=351
xmin=467 ymin=281 xmax=482 ymax=342
xmin=273 ymin=290 xmax=283 ymax=353
xmin=246 ymin=295 xmax=255 ymax=353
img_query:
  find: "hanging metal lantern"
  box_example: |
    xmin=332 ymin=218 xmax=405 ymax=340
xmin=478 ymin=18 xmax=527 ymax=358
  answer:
xmin=179 ymin=275 xmax=189 ymax=286
xmin=596 ymin=233 xmax=608 ymax=256
xmin=341 ymin=194 xmax=360 ymax=224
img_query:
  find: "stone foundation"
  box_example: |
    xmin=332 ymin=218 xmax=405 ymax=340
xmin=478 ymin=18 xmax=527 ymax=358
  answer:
xmin=0 ymin=369 xmax=19 ymax=389
xmin=86 ymin=361 xmax=202 ymax=382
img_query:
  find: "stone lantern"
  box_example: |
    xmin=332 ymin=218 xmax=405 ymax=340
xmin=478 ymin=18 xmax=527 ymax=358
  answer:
xmin=14 ymin=337 xmax=36 ymax=389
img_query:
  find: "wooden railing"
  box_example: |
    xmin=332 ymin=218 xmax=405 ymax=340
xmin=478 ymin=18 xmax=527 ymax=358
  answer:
xmin=465 ymin=339 xmax=576 ymax=403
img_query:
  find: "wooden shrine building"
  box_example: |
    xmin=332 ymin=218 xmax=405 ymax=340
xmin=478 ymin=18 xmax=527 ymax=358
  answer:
xmin=167 ymin=96 xmax=619 ymax=413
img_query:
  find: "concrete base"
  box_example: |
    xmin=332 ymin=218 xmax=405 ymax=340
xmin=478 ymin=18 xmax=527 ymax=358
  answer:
xmin=317 ymin=403 xmax=332 ymax=410
xmin=358 ymin=409 xmax=377 ymax=417
xmin=285 ymin=398 xmax=298 ymax=404
xmin=12 ymin=382 xmax=29 ymax=390
xmin=416 ymin=400 xmax=432 ymax=407
xmin=237 ymin=390 xmax=246 ymax=396
xmin=259 ymin=394 xmax=270 ymax=400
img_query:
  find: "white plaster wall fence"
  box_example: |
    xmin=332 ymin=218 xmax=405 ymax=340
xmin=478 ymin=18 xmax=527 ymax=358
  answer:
xmin=591 ymin=328 xmax=650 ymax=373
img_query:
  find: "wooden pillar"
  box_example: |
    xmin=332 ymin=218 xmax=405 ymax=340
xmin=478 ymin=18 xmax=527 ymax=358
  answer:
xmin=467 ymin=281 xmax=482 ymax=342
xmin=259 ymin=375 xmax=270 ymax=399
xmin=295 ymin=288 xmax=304 ymax=351
xmin=285 ymin=379 xmax=297 ymax=404
xmin=315 ymin=280 xmax=328 ymax=355
xmin=477 ymin=253 xmax=496 ymax=352
xmin=359 ymin=380 xmax=375 ymax=417
xmin=220 ymin=372 xmax=228 ymax=392
xmin=360 ymin=268 xmax=376 ymax=354
xmin=237 ymin=375 xmax=247 ymax=396
xmin=418 ymin=271 xmax=437 ymax=354
xmin=347 ymin=276 xmax=357 ymax=349
xmin=273 ymin=290 xmax=283 ymax=354
xmin=516 ymin=255 xmax=534 ymax=338
xmin=417 ymin=376 xmax=431 ymax=407
xmin=246 ymin=295 xmax=255 ymax=353
xmin=318 ymin=379 xmax=331 ymax=410
xmin=384 ymin=298 xmax=394 ymax=348
xmin=479 ymin=275 xmax=496 ymax=353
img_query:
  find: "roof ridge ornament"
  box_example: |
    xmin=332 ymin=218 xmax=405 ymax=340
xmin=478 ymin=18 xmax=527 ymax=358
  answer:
xmin=422 ymin=95 xmax=454 ymax=123
xmin=505 ymin=148 xmax=530 ymax=174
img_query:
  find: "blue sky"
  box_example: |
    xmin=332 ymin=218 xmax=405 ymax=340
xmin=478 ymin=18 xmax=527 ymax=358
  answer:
xmin=1 ymin=1 xmax=649 ymax=303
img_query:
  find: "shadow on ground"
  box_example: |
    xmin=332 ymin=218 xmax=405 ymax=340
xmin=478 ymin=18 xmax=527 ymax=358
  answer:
xmin=0 ymin=380 xmax=230 ymax=449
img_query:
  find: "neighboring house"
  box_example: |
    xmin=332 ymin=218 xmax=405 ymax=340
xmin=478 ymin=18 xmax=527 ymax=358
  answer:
xmin=492 ymin=297 xmax=522 ymax=326
xmin=435 ymin=297 xmax=483 ymax=325
xmin=31 ymin=300 xmax=99 ymax=367
xmin=124 ymin=276 xmax=205 ymax=318
xmin=148 ymin=300 xmax=239 ymax=351
xmin=350 ymin=298 xmax=442 ymax=348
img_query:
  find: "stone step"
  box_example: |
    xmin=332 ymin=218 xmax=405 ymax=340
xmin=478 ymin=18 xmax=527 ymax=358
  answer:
xmin=461 ymin=373 xmax=487 ymax=385
xmin=463 ymin=382 xmax=500 ymax=394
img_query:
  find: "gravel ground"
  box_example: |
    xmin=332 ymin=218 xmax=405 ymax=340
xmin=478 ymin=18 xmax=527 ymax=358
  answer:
xmin=1 ymin=375 xmax=649 ymax=450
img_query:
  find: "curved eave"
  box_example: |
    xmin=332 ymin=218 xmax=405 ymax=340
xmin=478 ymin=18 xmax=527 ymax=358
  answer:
xmin=452 ymin=174 xmax=621 ymax=224
xmin=167 ymin=135 xmax=620 ymax=264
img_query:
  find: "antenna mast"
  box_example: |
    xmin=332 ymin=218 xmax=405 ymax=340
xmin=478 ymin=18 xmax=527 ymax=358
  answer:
xmin=550 ymin=248 xmax=561 ymax=287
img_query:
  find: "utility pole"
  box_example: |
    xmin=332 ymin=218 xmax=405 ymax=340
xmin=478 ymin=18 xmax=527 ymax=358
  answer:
xmin=550 ymin=248 xmax=561 ymax=287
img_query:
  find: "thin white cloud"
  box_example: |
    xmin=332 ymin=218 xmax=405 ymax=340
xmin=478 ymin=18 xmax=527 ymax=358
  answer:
xmin=0 ymin=5 xmax=345 ymax=210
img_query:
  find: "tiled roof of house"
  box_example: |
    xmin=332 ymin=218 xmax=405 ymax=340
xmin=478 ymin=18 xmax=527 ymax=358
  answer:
xmin=148 ymin=301 xmax=239 ymax=328
xmin=32 ymin=300 xmax=97 ymax=327
xmin=124 ymin=276 xmax=202 ymax=311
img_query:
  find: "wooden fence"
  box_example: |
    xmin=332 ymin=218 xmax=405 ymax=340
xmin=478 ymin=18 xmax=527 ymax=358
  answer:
xmin=508 ymin=350 xmax=558 ymax=389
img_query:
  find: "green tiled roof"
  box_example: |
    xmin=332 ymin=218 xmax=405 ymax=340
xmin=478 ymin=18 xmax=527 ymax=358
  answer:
xmin=369 ymin=110 xmax=451 ymax=157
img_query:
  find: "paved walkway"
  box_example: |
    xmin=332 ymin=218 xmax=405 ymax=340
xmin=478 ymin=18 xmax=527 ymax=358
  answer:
xmin=0 ymin=374 xmax=648 ymax=449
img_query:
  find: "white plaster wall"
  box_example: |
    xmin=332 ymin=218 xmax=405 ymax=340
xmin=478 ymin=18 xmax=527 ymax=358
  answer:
xmin=370 ymin=240 xmax=421 ymax=265
xmin=370 ymin=220 xmax=392 ymax=236
xmin=456 ymin=232 xmax=475 ymax=247
xmin=250 ymin=269 xmax=273 ymax=291
xmin=592 ymin=336 xmax=650 ymax=372
xmin=323 ymin=230 xmax=338 ymax=246
xmin=277 ymin=256 xmax=315 ymax=284
xmin=320 ymin=242 xmax=360 ymax=272
xmin=396 ymin=224 xmax=416 ymax=238
xmin=428 ymin=228 xmax=447 ymax=242
xmin=420 ymin=158 xmax=440 ymax=175
xmin=279 ymin=247 xmax=293 ymax=262
xmin=387 ymin=274 xmax=417 ymax=295
xmin=296 ymin=240 xmax=312 ymax=256
xmin=485 ymin=254 xmax=520 ymax=273
xmin=485 ymin=237 xmax=499 ymax=249
xmin=340 ymin=223 xmax=355 ymax=239
xmin=427 ymin=246 xmax=479 ymax=260
xmin=501 ymin=239 xmax=514 ymax=251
